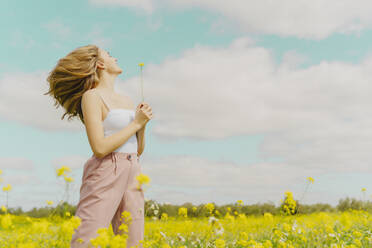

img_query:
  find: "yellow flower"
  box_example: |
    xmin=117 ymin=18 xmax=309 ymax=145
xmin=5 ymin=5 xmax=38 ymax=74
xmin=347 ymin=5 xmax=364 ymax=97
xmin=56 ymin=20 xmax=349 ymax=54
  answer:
xmin=136 ymin=173 xmax=151 ymax=190
xmin=56 ymin=166 xmax=71 ymax=177
xmin=237 ymin=200 xmax=243 ymax=205
xmin=178 ymin=207 xmax=188 ymax=218
xmin=65 ymin=211 xmax=71 ymax=217
xmin=3 ymin=184 xmax=12 ymax=192
xmin=76 ymin=238 xmax=84 ymax=244
xmin=263 ymin=240 xmax=273 ymax=248
xmin=204 ymin=203 xmax=214 ymax=214
xmin=307 ymin=177 xmax=314 ymax=183
xmin=0 ymin=169 xmax=2 ymax=175
xmin=138 ymin=63 xmax=144 ymax=66
xmin=1 ymin=214 xmax=13 ymax=229
xmin=46 ymin=200 xmax=54 ymax=205
xmin=264 ymin=212 xmax=274 ymax=222
xmin=283 ymin=223 xmax=291 ymax=233
xmin=120 ymin=210 xmax=132 ymax=227
xmin=354 ymin=239 xmax=362 ymax=247
xmin=224 ymin=212 xmax=235 ymax=222
xmin=281 ymin=191 xmax=297 ymax=215
xmin=90 ymin=227 xmax=110 ymax=247
xmin=239 ymin=231 xmax=248 ymax=240
xmin=1 ymin=205 xmax=7 ymax=212
xmin=161 ymin=213 xmax=168 ymax=221
xmin=215 ymin=238 xmax=225 ymax=248
xmin=361 ymin=188 xmax=366 ymax=192
xmin=352 ymin=230 xmax=363 ymax=238
xmin=64 ymin=176 xmax=74 ymax=182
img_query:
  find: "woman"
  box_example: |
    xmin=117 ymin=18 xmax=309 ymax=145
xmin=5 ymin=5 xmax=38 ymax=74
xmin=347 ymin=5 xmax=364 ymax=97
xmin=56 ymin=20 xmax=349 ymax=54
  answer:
xmin=44 ymin=44 xmax=153 ymax=248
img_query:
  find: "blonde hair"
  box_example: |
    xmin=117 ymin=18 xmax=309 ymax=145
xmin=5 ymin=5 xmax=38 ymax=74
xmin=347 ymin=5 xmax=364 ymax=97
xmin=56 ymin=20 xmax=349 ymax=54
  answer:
xmin=44 ymin=44 xmax=103 ymax=124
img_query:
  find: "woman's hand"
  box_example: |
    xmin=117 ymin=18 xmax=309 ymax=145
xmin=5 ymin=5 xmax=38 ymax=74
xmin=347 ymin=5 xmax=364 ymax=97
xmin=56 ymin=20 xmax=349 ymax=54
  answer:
xmin=134 ymin=102 xmax=153 ymax=128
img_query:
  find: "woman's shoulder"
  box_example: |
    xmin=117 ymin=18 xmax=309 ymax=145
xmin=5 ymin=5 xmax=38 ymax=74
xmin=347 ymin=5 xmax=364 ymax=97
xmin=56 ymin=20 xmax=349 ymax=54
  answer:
xmin=84 ymin=88 xmax=99 ymax=96
xmin=81 ymin=89 xmax=101 ymax=108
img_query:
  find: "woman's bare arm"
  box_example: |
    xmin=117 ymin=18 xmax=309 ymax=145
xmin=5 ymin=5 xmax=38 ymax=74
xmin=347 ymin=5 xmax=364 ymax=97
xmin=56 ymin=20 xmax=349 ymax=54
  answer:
xmin=82 ymin=90 xmax=143 ymax=158
xmin=136 ymin=125 xmax=146 ymax=156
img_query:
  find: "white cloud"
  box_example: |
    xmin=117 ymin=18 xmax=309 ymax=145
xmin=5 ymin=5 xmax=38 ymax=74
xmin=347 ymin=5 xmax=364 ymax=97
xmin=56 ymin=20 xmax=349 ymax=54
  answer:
xmin=121 ymin=36 xmax=372 ymax=178
xmin=42 ymin=19 xmax=72 ymax=39
xmin=1 ymin=174 xmax=40 ymax=186
xmin=0 ymin=157 xmax=35 ymax=170
xmin=9 ymin=30 xmax=37 ymax=49
xmin=85 ymin=24 xmax=114 ymax=50
xmin=0 ymin=156 xmax=43 ymax=211
xmin=281 ymin=50 xmax=309 ymax=69
xmin=122 ymin=153 xmax=347 ymax=206
xmin=0 ymin=154 xmax=86 ymax=212
xmin=51 ymin=154 xmax=90 ymax=171
xmin=90 ymin=0 xmax=372 ymax=39
xmin=1 ymin=152 xmax=359 ymax=211
xmin=0 ymin=70 xmax=83 ymax=131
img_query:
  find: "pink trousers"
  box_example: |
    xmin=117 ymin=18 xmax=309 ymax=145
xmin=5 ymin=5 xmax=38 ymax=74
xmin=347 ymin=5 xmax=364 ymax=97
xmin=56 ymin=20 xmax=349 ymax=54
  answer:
xmin=70 ymin=151 xmax=145 ymax=248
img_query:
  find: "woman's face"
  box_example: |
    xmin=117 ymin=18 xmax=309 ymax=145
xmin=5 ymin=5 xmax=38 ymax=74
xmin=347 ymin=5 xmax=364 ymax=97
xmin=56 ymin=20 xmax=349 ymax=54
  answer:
xmin=98 ymin=48 xmax=123 ymax=75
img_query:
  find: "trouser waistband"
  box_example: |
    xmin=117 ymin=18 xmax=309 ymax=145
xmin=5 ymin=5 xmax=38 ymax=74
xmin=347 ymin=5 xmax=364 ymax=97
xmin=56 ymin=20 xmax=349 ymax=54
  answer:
xmin=110 ymin=152 xmax=139 ymax=175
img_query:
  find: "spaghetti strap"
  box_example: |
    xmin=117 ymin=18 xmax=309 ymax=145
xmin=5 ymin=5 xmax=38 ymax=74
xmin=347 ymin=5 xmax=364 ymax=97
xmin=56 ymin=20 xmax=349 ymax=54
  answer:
xmin=96 ymin=90 xmax=111 ymax=111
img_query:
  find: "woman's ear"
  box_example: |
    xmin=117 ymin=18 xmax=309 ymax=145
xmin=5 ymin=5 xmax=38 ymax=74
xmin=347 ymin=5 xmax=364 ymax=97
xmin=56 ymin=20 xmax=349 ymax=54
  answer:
xmin=96 ymin=60 xmax=105 ymax=70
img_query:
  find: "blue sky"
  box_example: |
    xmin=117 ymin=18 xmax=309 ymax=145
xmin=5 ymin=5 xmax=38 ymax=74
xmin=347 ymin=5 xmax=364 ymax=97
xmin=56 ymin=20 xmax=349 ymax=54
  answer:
xmin=1 ymin=0 xmax=371 ymax=211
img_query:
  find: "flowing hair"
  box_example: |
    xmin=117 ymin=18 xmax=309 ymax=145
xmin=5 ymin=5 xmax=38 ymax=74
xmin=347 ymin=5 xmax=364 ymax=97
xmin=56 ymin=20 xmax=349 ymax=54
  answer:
xmin=44 ymin=44 xmax=103 ymax=124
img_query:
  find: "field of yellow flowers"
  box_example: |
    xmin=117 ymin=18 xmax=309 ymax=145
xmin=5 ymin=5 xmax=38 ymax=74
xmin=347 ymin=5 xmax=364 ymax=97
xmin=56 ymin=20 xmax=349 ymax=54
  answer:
xmin=0 ymin=206 xmax=371 ymax=247
xmin=0 ymin=168 xmax=371 ymax=247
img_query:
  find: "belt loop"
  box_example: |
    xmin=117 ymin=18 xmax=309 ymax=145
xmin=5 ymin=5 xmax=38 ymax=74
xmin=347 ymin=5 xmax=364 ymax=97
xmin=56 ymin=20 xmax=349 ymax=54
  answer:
xmin=111 ymin=152 xmax=118 ymax=175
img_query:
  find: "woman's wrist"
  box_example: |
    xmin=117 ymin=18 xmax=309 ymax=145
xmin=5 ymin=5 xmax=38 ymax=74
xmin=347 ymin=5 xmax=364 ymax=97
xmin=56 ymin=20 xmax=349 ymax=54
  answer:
xmin=139 ymin=124 xmax=146 ymax=132
xmin=132 ymin=120 xmax=144 ymax=131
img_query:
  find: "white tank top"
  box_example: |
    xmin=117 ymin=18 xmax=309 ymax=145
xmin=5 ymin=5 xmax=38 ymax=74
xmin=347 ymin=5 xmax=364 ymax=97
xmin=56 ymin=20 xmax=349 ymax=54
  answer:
xmin=97 ymin=91 xmax=138 ymax=153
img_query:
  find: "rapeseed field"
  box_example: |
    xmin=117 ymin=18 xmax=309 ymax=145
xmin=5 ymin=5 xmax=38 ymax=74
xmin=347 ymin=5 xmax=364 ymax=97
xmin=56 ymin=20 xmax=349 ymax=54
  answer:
xmin=0 ymin=168 xmax=370 ymax=247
